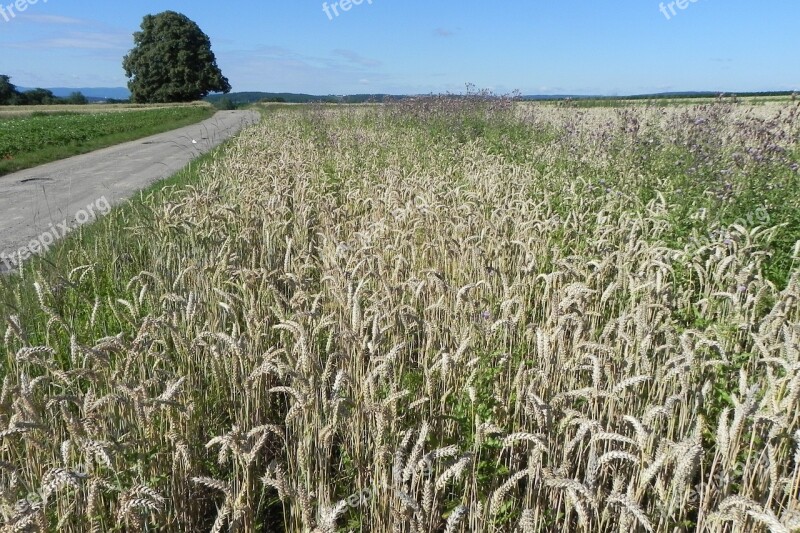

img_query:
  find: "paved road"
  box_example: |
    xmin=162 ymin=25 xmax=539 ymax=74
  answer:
xmin=0 ymin=110 xmax=260 ymax=273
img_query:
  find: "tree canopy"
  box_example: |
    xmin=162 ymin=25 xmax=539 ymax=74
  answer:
xmin=19 ymin=88 xmax=58 ymax=105
xmin=0 ymin=75 xmax=88 ymax=106
xmin=122 ymin=11 xmax=231 ymax=103
xmin=0 ymin=75 xmax=15 ymax=105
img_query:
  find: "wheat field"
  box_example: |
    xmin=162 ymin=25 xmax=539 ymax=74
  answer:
xmin=1 ymin=97 xmax=799 ymax=532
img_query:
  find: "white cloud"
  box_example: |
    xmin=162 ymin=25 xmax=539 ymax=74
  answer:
xmin=17 ymin=14 xmax=86 ymax=25
xmin=331 ymin=49 xmax=381 ymax=68
xmin=7 ymin=31 xmax=130 ymax=50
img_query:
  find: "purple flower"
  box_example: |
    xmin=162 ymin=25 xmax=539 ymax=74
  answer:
xmin=481 ymin=310 xmax=491 ymax=320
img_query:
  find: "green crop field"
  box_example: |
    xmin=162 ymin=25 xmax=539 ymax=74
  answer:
xmin=0 ymin=104 xmax=215 ymax=175
xmin=0 ymin=102 xmax=210 ymax=119
xmin=0 ymin=98 xmax=799 ymax=532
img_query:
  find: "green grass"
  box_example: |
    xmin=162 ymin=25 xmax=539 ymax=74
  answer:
xmin=0 ymin=105 xmax=215 ymax=176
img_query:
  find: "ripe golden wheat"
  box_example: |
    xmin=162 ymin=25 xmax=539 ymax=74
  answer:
xmin=1 ymin=100 xmax=799 ymax=531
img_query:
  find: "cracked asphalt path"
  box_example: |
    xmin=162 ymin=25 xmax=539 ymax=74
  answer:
xmin=0 ymin=109 xmax=260 ymax=273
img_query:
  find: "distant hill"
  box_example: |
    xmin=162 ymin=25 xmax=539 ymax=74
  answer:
xmin=208 ymin=90 xmax=797 ymax=106
xmin=205 ymin=92 xmax=600 ymax=105
xmin=520 ymin=92 xmax=718 ymax=100
xmin=521 ymin=91 xmax=796 ymax=101
xmin=204 ymin=92 xmax=407 ymax=105
xmin=17 ymin=86 xmax=131 ymax=101
xmin=9 ymin=87 xmax=795 ymax=107
xmin=205 ymin=92 xmax=331 ymax=104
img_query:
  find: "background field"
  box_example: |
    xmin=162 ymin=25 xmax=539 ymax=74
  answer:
xmin=0 ymin=99 xmax=799 ymax=532
xmin=0 ymin=103 xmax=215 ymax=176
xmin=0 ymin=102 xmax=210 ymax=119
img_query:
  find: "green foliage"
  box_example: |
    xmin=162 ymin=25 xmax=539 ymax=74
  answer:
xmin=17 ymin=88 xmax=59 ymax=105
xmin=214 ymin=97 xmax=238 ymax=110
xmin=64 ymin=91 xmax=89 ymax=105
xmin=0 ymin=74 xmax=16 ymax=105
xmin=0 ymin=75 xmax=92 ymax=106
xmin=122 ymin=11 xmax=231 ymax=103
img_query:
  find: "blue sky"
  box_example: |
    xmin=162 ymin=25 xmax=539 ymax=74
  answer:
xmin=0 ymin=0 xmax=798 ymax=95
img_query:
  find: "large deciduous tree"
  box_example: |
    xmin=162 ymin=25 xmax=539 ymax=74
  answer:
xmin=122 ymin=11 xmax=231 ymax=103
